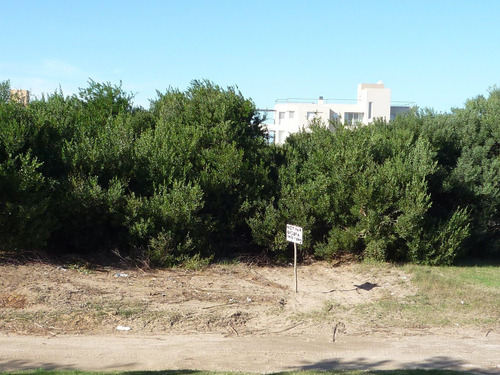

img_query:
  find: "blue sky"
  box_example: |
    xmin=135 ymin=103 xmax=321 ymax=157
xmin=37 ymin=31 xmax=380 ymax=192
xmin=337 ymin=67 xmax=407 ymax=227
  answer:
xmin=1 ymin=0 xmax=499 ymax=113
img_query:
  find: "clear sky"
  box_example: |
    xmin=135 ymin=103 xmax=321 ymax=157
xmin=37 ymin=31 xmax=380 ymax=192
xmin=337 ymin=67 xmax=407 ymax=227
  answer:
xmin=1 ymin=0 xmax=499 ymax=113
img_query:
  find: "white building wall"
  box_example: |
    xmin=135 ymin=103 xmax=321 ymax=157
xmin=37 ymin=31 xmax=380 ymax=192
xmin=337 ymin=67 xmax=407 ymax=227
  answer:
xmin=267 ymin=82 xmax=400 ymax=144
xmin=357 ymin=83 xmax=391 ymax=122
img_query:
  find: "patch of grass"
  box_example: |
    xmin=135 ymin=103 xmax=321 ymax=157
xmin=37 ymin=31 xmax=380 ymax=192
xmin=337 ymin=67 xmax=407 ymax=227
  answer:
xmin=291 ymin=300 xmax=347 ymax=323
xmin=296 ymin=263 xmax=500 ymax=331
xmin=181 ymin=254 xmax=214 ymax=270
xmin=455 ymin=266 xmax=500 ymax=288
xmin=1 ymin=370 xmax=473 ymax=375
xmin=216 ymin=258 xmax=240 ymax=266
xmin=116 ymin=307 xmax=141 ymax=318
xmin=409 ymin=265 xmax=500 ymax=306
xmin=351 ymin=264 xmax=500 ymax=329
xmin=66 ymin=261 xmax=94 ymax=274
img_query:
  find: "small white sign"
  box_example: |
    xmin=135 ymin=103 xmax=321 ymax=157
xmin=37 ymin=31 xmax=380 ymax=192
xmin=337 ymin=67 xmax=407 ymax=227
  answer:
xmin=286 ymin=224 xmax=303 ymax=244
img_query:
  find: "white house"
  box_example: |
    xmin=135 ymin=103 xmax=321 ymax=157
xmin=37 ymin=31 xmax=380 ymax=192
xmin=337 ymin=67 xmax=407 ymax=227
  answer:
xmin=266 ymin=82 xmax=411 ymax=144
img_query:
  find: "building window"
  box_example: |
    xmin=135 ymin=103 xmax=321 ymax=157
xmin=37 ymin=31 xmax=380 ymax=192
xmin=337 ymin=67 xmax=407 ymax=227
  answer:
xmin=268 ymin=131 xmax=276 ymax=144
xmin=278 ymin=112 xmax=285 ymax=124
xmin=344 ymin=112 xmax=364 ymax=125
xmin=289 ymin=111 xmax=295 ymax=119
xmin=306 ymin=111 xmax=316 ymax=120
xmin=368 ymin=102 xmax=373 ymax=119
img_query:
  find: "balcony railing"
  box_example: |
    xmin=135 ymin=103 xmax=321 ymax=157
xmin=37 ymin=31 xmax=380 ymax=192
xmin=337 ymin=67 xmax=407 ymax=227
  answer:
xmin=275 ymin=98 xmax=358 ymax=104
xmin=275 ymin=98 xmax=415 ymax=107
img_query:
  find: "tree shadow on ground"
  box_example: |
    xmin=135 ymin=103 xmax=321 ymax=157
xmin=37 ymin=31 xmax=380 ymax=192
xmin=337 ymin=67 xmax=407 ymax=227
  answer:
xmin=0 ymin=358 xmax=75 ymax=372
xmin=283 ymin=355 xmax=493 ymax=374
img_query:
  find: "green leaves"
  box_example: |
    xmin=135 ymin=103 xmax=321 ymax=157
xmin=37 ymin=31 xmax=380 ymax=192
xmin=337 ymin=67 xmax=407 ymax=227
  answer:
xmin=0 ymin=79 xmax=271 ymax=264
xmin=0 ymin=80 xmax=10 ymax=104
xmin=0 ymin=79 xmax=497 ymax=265
xmin=248 ymin=107 xmax=480 ymax=265
xmin=0 ymin=152 xmax=55 ymax=250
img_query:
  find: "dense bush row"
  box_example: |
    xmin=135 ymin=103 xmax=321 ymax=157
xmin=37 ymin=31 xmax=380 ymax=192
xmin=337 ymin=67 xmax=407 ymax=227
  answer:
xmin=1 ymin=80 xmax=498 ymax=265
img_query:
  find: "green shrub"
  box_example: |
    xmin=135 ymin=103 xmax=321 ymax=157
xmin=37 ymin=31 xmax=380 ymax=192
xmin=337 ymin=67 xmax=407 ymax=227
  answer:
xmin=0 ymin=152 xmax=55 ymax=250
xmin=0 ymin=78 xmax=497 ymax=265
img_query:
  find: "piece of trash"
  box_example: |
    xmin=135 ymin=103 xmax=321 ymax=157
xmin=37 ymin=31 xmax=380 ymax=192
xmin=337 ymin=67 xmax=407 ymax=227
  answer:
xmin=246 ymin=297 xmax=252 ymax=303
xmin=116 ymin=325 xmax=131 ymax=331
xmin=115 ymin=273 xmax=129 ymax=278
xmin=460 ymin=300 xmax=465 ymax=305
xmin=229 ymin=298 xmax=235 ymax=303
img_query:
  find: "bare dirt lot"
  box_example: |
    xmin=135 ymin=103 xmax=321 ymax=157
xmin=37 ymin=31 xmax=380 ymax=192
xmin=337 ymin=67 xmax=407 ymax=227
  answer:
xmin=1 ymin=260 xmax=499 ymax=373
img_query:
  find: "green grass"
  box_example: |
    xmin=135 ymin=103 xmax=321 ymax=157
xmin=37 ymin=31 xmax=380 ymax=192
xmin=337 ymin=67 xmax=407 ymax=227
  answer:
xmin=455 ymin=266 xmax=500 ymax=288
xmin=349 ymin=263 xmax=500 ymax=329
xmin=280 ymin=260 xmax=500 ymax=332
xmin=1 ymin=370 xmax=474 ymax=375
xmin=290 ymin=262 xmax=500 ymax=331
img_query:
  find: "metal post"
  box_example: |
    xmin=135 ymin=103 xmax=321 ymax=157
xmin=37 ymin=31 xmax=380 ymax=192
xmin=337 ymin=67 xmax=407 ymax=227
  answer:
xmin=294 ymin=242 xmax=298 ymax=293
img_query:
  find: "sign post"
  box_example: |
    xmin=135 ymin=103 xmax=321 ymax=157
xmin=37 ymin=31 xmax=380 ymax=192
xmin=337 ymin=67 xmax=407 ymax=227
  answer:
xmin=286 ymin=224 xmax=303 ymax=293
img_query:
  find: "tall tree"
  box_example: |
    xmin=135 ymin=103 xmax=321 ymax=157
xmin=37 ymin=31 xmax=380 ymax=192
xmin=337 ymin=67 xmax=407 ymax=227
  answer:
xmin=0 ymin=80 xmax=10 ymax=103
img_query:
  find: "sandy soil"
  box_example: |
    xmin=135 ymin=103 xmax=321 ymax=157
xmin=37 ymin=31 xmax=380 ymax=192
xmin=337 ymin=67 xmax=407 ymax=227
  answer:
xmin=0 ymin=260 xmax=499 ymax=373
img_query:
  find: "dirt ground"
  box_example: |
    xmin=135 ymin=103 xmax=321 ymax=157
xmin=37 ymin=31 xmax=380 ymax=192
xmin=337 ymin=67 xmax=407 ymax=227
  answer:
xmin=0 ymin=260 xmax=499 ymax=373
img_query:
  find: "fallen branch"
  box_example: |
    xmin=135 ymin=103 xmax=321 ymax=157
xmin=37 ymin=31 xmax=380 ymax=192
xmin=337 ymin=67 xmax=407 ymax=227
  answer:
xmin=202 ymin=301 xmax=237 ymax=310
xmin=229 ymin=323 xmax=239 ymax=336
xmin=271 ymin=321 xmax=304 ymax=334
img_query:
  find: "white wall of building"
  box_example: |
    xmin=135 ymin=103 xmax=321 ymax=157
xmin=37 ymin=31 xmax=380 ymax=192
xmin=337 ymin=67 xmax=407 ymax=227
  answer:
xmin=267 ymin=82 xmax=401 ymax=144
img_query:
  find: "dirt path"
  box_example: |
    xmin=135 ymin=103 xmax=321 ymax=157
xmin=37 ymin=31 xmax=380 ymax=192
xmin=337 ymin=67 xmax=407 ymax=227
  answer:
xmin=1 ymin=332 xmax=499 ymax=373
xmin=1 ymin=261 xmax=499 ymax=373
